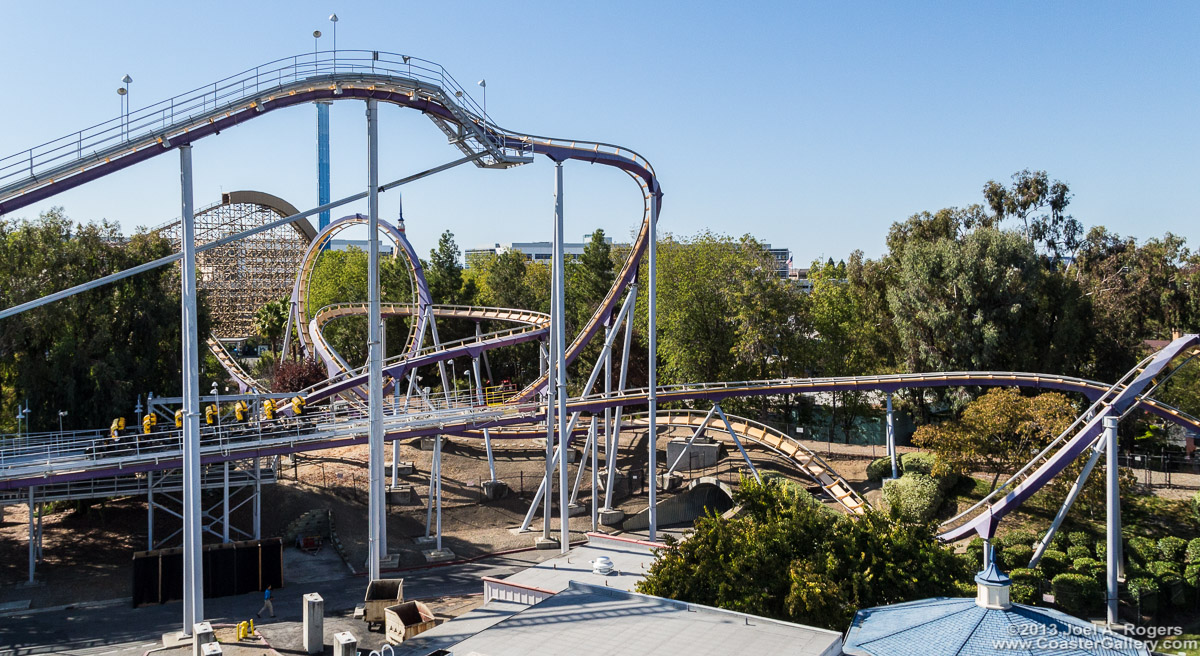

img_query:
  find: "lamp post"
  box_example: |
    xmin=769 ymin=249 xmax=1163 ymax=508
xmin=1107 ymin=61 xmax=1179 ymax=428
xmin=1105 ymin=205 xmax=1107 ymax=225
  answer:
xmin=210 ymin=382 xmax=221 ymax=438
xmin=313 ymin=30 xmax=322 ymax=72
xmin=117 ymin=74 xmax=132 ymax=140
xmin=477 ymin=79 xmax=487 ymax=125
xmin=57 ymin=410 xmax=67 ymax=434
xmin=329 ymin=14 xmax=338 ymax=70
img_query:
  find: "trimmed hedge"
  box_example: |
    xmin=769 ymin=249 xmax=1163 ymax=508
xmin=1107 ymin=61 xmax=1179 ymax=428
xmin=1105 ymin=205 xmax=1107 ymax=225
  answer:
xmin=1050 ymin=533 xmax=1070 ymax=552
xmin=1127 ymin=577 xmax=1159 ymax=614
xmin=867 ymin=456 xmax=898 ymax=482
xmin=1001 ymin=545 xmax=1034 ymax=571
xmin=1186 ymin=538 xmax=1200 ymax=565
xmin=1066 ymin=545 xmax=1091 ymax=561
xmin=1072 ymin=557 xmax=1104 ymax=579
xmin=1149 ymin=561 xmax=1181 ymax=578
xmin=1067 ymin=531 xmax=1090 ymax=548
xmin=1161 ymin=572 xmax=1187 ymax=607
xmin=996 ymin=530 xmax=1037 ymax=550
xmin=1094 ymin=541 xmax=1106 ymax=562
xmin=900 ymin=452 xmax=937 ymax=476
xmin=1051 ymin=573 xmax=1100 ymax=615
xmin=1127 ymin=536 xmax=1157 ymax=565
xmin=882 ymin=473 xmax=943 ymax=523
xmin=1185 ymin=564 xmax=1200 ymax=588
xmin=1008 ymin=567 xmax=1040 ymax=586
xmin=1011 ymin=582 xmax=1037 ymax=605
xmin=1158 ymin=536 xmax=1187 ymax=564
xmin=1190 ymin=489 xmax=1200 ymax=524
xmin=1040 ymin=550 xmax=1070 ymax=578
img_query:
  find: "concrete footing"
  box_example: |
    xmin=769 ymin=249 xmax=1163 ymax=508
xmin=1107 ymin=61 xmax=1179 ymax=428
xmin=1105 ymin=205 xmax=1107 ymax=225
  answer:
xmin=598 ymin=509 xmax=625 ymax=526
xmin=482 ymin=480 xmax=509 ymax=500
xmin=422 ymin=548 xmax=456 ymax=563
xmin=658 ymin=473 xmax=683 ymax=491
xmin=386 ymin=485 xmax=414 ymax=504
xmin=418 ymin=437 xmax=438 ymax=451
xmin=394 ymin=461 xmax=415 ymax=475
xmin=565 ymin=503 xmax=588 ymax=517
xmin=534 ymin=536 xmax=561 ymax=550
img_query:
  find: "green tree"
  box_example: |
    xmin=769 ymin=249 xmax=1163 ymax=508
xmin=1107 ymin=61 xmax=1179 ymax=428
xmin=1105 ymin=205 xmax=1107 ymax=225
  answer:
xmin=982 ymin=169 xmax=1081 ymax=262
xmin=0 ymin=208 xmax=211 ymax=431
xmin=426 ymin=230 xmax=476 ymax=306
xmin=252 ymin=298 xmax=288 ymax=357
xmin=637 ymin=477 xmax=970 ymax=630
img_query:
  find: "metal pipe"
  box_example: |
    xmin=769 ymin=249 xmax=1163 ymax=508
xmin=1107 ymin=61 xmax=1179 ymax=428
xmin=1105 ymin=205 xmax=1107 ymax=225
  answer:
xmin=1105 ymin=415 xmax=1119 ymax=626
xmin=222 ymin=461 xmax=230 ymax=543
xmin=366 ymin=97 xmax=385 ymax=580
xmin=0 ymin=153 xmax=485 ymax=322
xmin=647 ymin=194 xmax=659 ymax=543
xmin=253 ymin=456 xmax=261 ymax=540
xmin=603 ymin=323 xmax=613 ymax=510
xmin=606 ymin=284 xmax=637 ymax=509
xmin=886 ymin=392 xmax=897 ymax=479
xmin=554 ymin=161 xmax=569 ymax=553
xmin=435 ymin=435 xmax=443 ymax=552
xmin=147 ymin=471 xmax=154 ymax=550
xmin=27 ymin=486 xmax=34 ymax=584
xmin=475 ymin=357 xmax=496 ymax=482
xmin=179 ymin=144 xmax=204 ymax=633
xmin=1029 ymin=436 xmax=1104 ymax=568
xmin=715 ymin=404 xmax=761 ymax=482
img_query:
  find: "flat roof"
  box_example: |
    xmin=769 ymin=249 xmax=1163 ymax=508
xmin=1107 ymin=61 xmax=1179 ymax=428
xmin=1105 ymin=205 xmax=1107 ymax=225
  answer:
xmin=496 ymin=533 xmax=659 ymax=594
xmin=444 ymin=581 xmax=842 ymax=656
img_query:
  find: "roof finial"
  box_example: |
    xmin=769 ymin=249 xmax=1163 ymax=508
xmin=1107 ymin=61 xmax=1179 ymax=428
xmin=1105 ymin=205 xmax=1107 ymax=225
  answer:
xmin=397 ymin=193 xmax=405 ymax=232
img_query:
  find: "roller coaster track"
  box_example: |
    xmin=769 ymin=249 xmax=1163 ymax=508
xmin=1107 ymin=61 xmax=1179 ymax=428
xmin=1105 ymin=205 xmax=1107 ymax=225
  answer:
xmin=937 ymin=334 xmax=1200 ymax=541
xmin=206 ymin=336 xmax=269 ymax=394
xmin=625 ymin=410 xmax=868 ymax=515
xmin=4 ymin=369 xmax=1197 ymax=495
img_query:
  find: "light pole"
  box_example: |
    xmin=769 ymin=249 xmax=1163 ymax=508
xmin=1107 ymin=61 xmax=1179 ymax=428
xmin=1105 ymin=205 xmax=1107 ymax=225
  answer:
xmin=57 ymin=410 xmax=67 ymax=434
xmin=117 ymin=74 xmax=132 ymax=140
xmin=477 ymin=79 xmax=487 ymax=125
xmin=313 ymin=30 xmax=322 ymax=73
xmin=210 ymin=382 xmax=221 ymax=438
xmin=329 ymin=14 xmax=338 ymax=70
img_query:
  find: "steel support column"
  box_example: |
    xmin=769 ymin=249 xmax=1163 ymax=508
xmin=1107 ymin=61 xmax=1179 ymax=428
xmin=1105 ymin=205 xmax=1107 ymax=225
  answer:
xmin=366 ymin=97 xmax=385 ymax=580
xmin=474 ymin=357 xmax=496 ymax=482
xmin=27 ymin=486 xmax=35 ymax=584
xmin=222 ymin=462 xmax=231 ymax=543
xmin=179 ymin=143 xmax=204 ymax=633
xmin=253 ymin=456 xmax=262 ymax=540
xmin=647 ymin=195 xmax=659 ymax=543
xmin=1105 ymin=416 xmax=1120 ymax=626
xmin=553 ymin=161 xmax=568 ymax=553
xmin=886 ymin=392 xmax=897 ymax=479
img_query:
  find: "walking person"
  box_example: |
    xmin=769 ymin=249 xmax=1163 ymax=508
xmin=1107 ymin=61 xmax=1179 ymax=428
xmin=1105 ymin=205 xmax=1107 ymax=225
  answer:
xmin=257 ymin=584 xmax=275 ymax=618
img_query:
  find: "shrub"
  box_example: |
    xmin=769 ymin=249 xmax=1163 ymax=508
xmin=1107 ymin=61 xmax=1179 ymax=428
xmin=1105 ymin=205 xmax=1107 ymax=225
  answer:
xmin=997 ymin=530 xmax=1037 ymax=550
xmin=1010 ymin=582 xmax=1037 ymax=605
xmin=1051 ymin=573 xmax=1101 ymax=615
xmin=867 ymin=456 xmax=898 ymax=481
xmin=966 ymin=537 xmax=985 ymax=562
xmin=1067 ymin=531 xmax=1090 ymax=548
xmin=1066 ymin=545 xmax=1091 ymax=561
xmin=1160 ymin=572 xmax=1187 ymax=607
xmin=1190 ymin=490 xmax=1200 ymax=524
xmin=1001 ymin=545 xmax=1034 ymax=571
xmin=1185 ymin=564 xmax=1200 ymax=588
xmin=1008 ymin=568 xmax=1040 ymax=586
xmin=1094 ymin=541 xmax=1106 ymax=561
xmin=1039 ymin=550 xmax=1069 ymax=578
xmin=1149 ymin=561 xmax=1181 ymax=579
xmin=1127 ymin=536 xmax=1157 ymax=565
xmin=882 ymin=473 xmax=944 ymax=523
xmin=900 ymin=452 xmax=937 ymax=476
xmin=1127 ymin=577 xmax=1159 ymax=614
xmin=1186 ymin=538 xmax=1200 ymax=565
xmin=1050 ymin=533 xmax=1070 ymax=552
xmin=1158 ymin=536 xmax=1187 ymax=564
xmin=1072 ymin=557 xmax=1104 ymax=579
xmin=954 ymin=580 xmax=977 ymax=597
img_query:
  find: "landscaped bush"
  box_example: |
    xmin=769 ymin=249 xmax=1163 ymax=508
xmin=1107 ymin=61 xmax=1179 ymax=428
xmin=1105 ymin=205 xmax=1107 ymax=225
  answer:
xmin=1072 ymin=557 xmax=1104 ymax=579
xmin=1067 ymin=531 xmax=1090 ymax=547
xmin=881 ymin=473 xmax=944 ymax=523
xmin=1158 ymin=536 xmax=1187 ymax=564
xmin=867 ymin=456 xmax=898 ymax=481
xmin=1001 ymin=545 xmax=1034 ymax=571
xmin=1127 ymin=577 xmax=1159 ymax=614
xmin=1127 ymin=536 xmax=1157 ymax=565
xmin=900 ymin=452 xmax=937 ymax=476
xmin=1008 ymin=568 xmax=1040 ymax=586
xmin=1050 ymin=533 xmax=1070 ymax=552
xmin=1040 ymin=550 xmax=1070 ymax=578
xmin=966 ymin=537 xmax=985 ymax=563
xmin=1094 ymin=541 xmax=1106 ymax=561
xmin=954 ymin=580 xmax=977 ymax=597
xmin=1066 ymin=545 xmax=1091 ymax=561
xmin=1185 ymin=564 xmax=1200 ymax=588
xmin=1010 ymin=582 xmax=1037 ymax=605
xmin=1186 ymin=538 xmax=1200 ymax=565
xmin=1160 ymin=572 xmax=1187 ymax=607
xmin=1051 ymin=573 xmax=1101 ymax=615
xmin=1149 ymin=561 xmax=1181 ymax=578
xmin=1190 ymin=490 xmax=1200 ymax=524
xmin=997 ymin=529 xmax=1037 ymax=550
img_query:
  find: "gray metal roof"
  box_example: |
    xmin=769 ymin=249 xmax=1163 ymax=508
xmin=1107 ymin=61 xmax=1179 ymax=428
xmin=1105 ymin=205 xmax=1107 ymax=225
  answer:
xmin=498 ymin=534 xmax=658 ymax=594
xmin=440 ymin=581 xmax=842 ymax=656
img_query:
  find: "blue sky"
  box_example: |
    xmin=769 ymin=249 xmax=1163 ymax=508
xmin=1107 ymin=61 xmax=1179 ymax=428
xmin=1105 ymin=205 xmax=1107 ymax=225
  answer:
xmin=1 ymin=2 xmax=1196 ymax=265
